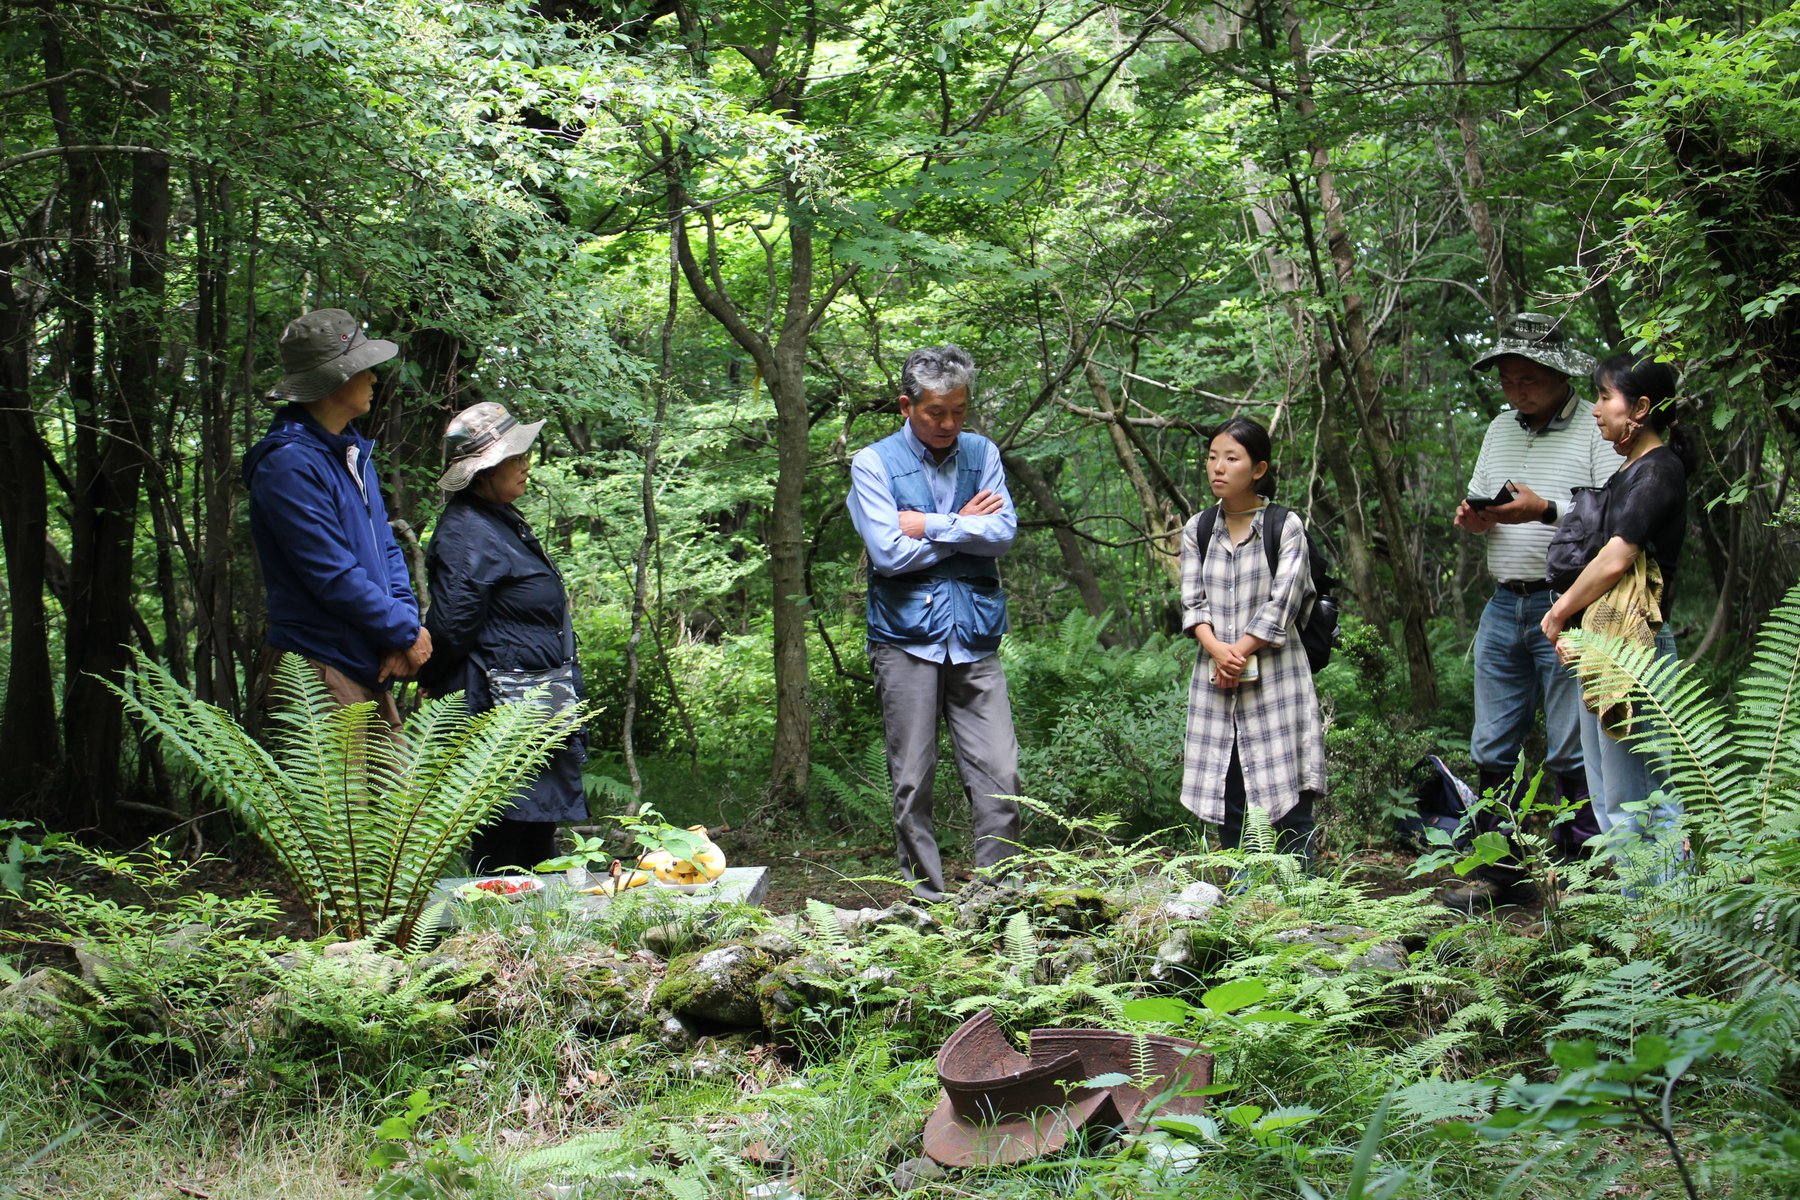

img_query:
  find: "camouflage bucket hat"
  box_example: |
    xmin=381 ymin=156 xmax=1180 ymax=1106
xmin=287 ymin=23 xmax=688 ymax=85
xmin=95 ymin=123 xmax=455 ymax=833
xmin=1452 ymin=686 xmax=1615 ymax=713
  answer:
xmin=1471 ymin=312 xmax=1597 ymax=378
xmin=267 ymin=308 xmax=399 ymax=405
xmin=437 ymin=402 xmax=545 ymax=494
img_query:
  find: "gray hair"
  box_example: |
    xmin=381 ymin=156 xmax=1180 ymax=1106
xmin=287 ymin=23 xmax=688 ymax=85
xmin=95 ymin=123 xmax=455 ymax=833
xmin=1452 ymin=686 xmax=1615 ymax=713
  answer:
xmin=900 ymin=345 xmax=976 ymax=403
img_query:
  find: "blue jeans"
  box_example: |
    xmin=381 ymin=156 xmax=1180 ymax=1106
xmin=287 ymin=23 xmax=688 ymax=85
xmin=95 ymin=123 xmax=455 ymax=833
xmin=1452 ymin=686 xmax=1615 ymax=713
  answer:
xmin=1577 ymin=625 xmax=1683 ymax=858
xmin=1471 ymin=588 xmax=1586 ymax=778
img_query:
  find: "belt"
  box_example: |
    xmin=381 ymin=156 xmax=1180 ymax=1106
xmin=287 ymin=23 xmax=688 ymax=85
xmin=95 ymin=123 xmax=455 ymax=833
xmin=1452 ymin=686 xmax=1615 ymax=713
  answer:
xmin=1497 ymin=578 xmax=1552 ymax=595
xmin=882 ymin=573 xmax=1000 ymax=588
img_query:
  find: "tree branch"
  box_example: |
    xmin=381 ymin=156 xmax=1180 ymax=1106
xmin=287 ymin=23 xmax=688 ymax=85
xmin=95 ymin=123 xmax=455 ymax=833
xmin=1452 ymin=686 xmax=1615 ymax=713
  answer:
xmin=0 ymin=145 xmax=170 ymax=175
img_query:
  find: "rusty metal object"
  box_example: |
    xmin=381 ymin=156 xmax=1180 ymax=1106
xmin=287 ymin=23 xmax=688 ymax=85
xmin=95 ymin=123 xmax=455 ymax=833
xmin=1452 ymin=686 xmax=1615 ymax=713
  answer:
xmin=1027 ymin=1027 xmax=1212 ymax=1129
xmin=922 ymin=1009 xmax=1212 ymax=1167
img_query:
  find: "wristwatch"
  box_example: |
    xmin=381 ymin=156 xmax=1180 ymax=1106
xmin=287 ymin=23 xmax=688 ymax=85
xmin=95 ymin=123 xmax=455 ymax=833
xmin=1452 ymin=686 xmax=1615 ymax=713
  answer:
xmin=1539 ymin=500 xmax=1559 ymax=526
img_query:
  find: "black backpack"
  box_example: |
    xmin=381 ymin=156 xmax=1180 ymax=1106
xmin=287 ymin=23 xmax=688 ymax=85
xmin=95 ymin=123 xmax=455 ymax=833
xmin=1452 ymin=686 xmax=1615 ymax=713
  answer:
xmin=1193 ymin=503 xmax=1341 ymax=673
xmin=1543 ymin=485 xmax=1611 ymax=591
xmin=1396 ymin=755 xmax=1476 ymax=852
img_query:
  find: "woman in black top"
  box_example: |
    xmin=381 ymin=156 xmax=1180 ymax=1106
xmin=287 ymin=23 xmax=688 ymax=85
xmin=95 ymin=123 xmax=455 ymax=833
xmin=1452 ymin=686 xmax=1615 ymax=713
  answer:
xmin=1540 ymin=354 xmax=1692 ymax=862
xmin=422 ymin=402 xmax=588 ymax=874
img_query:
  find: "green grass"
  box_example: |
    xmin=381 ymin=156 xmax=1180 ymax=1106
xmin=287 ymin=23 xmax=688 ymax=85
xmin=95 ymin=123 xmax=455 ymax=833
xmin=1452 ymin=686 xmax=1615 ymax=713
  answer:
xmin=5 ymin=811 xmax=1797 ymax=1200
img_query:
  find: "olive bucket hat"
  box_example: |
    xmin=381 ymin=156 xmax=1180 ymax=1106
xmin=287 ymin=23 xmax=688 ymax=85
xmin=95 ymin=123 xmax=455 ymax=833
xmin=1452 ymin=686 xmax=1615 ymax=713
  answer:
xmin=267 ymin=309 xmax=399 ymax=405
xmin=437 ymin=402 xmax=546 ymax=494
xmin=1471 ymin=311 xmax=1597 ymax=378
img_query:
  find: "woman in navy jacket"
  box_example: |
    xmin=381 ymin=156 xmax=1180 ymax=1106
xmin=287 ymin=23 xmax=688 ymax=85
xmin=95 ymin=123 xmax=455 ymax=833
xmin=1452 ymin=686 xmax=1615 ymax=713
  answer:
xmin=422 ymin=403 xmax=588 ymax=874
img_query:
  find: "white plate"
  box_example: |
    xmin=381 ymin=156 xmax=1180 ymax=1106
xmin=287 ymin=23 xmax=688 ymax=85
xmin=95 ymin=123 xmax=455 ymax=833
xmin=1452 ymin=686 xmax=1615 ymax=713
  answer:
xmin=458 ymin=876 xmax=547 ymax=900
xmin=654 ymin=877 xmax=721 ymax=894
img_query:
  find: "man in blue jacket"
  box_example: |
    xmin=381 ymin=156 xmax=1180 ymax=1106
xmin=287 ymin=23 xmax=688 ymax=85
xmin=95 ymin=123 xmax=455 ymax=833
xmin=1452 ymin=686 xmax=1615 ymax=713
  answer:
xmin=244 ymin=309 xmax=431 ymax=728
xmin=847 ymin=345 xmax=1021 ymax=901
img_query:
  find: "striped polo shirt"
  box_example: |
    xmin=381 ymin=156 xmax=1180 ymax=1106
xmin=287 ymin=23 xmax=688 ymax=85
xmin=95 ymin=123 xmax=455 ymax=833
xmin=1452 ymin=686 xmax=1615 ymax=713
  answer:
xmin=1467 ymin=393 xmax=1618 ymax=584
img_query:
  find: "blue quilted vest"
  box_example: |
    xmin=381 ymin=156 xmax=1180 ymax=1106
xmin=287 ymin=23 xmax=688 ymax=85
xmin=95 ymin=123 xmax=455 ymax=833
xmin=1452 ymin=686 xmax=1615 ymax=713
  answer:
xmin=865 ymin=429 xmax=1009 ymax=651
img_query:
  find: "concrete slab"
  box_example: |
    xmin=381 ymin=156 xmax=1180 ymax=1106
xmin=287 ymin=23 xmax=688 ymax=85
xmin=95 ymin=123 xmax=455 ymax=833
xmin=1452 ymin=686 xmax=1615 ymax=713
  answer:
xmin=568 ymin=865 xmax=769 ymax=912
xmin=431 ymin=865 xmax=769 ymax=925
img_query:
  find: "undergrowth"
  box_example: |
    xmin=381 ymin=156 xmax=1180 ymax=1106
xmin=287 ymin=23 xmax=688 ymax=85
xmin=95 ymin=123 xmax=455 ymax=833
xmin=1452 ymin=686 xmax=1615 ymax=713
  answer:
xmin=11 ymin=600 xmax=1800 ymax=1200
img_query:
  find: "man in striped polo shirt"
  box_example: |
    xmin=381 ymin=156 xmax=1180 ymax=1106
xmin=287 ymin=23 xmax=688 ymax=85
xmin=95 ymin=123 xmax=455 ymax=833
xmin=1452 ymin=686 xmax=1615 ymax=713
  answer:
xmin=1439 ymin=313 xmax=1616 ymax=911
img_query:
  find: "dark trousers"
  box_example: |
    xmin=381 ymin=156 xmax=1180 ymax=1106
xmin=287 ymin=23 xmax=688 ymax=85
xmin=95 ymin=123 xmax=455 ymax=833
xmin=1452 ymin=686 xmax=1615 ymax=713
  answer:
xmin=469 ymin=819 xmax=558 ymax=876
xmin=869 ymin=642 xmax=1023 ymax=900
xmin=1217 ymin=746 xmax=1316 ymax=867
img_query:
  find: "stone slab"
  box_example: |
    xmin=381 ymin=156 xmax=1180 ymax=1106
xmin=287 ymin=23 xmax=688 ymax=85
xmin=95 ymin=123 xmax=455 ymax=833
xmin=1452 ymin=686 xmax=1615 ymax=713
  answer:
xmin=431 ymin=865 xmax=769 ymax=923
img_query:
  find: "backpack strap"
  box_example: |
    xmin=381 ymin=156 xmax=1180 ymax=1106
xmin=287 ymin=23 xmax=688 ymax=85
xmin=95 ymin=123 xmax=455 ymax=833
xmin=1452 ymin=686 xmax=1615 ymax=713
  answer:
xmin=1262 ymin=503 xmax=1287 ymax=578
xmin=1198 ymin=502 xmax=1285 ymax=573
xmin=1194 ymin=505 xmax=1221 ymax=570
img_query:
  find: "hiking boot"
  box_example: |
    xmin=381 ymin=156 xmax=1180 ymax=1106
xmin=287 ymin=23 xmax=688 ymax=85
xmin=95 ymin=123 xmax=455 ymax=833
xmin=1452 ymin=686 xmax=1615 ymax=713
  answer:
xmin=1435 ymin=876 xmax=1538 ymax=913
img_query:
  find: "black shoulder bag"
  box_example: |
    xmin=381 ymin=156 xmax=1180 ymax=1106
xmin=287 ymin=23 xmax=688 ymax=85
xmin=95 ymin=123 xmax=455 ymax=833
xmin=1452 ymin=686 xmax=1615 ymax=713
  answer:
xmin=1544 ymin=486 xmax=1611 ymax=592
xmin=485 ymin=620 xmax=580 ymax=717
xmin=485 ymin=517 xmax=581 ymax=716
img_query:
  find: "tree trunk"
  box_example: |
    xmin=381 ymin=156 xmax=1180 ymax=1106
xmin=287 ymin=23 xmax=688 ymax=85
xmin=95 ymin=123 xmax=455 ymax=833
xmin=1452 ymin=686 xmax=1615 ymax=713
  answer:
xmin=0 ymin=244 xmax=60 ymax=812
xmin=667 ymin=164 xmax=836 ymax=807
xmin=1313 ymin=395 xmax=1392 ymax=632
xmin=765 ymin=339 xmax=814 ymax=806
xmin=624 ymin=208 xmax=682 ymax=813
xmin=1002 ymin=450 xmax=1123 ymax=644
xmin=1242 ymin=155 xmax=1392 ymax=637
xmin=1083 ymin=354 xmax=1180 ymax=583
xmin=1278 ymin=0 xmax=1439 ymax=709
xmin=1444 ymin=5 xmax=1509 ymax=320
xmin=66 ymin=70 xmax=170 ymax=825
xmin=194 ymin=167 xmax=240 ymax=711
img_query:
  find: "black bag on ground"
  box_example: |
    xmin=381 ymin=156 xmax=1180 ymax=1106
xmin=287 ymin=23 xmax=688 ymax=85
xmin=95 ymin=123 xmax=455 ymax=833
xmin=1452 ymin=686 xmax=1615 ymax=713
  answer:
xmin=1194 ymin=503 xmax=1341 ymax=672
xmin=1396 ymin=754 xmax=1476 ymax=852
xmin=1544 ymin=485 xmax=1611 ymax=591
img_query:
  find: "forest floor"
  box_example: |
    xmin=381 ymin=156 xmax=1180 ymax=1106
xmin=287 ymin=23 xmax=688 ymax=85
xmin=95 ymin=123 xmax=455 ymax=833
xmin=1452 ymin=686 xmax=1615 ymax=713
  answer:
xmin=1 ymin=815 xmax=1677 ymax=1200
xmin=167 ymin=826 xmax=1549 ymax=931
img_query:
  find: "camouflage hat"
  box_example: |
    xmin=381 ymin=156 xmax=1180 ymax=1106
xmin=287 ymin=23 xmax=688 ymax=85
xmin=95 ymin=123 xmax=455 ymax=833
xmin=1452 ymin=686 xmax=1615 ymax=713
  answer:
xmin=1471 ymin=312 xmax=1596 ymax=378
xmin=267 ymin=309 xmax=398 ymax=405
xmin=437 ymin=402 xmax=545 ymax=494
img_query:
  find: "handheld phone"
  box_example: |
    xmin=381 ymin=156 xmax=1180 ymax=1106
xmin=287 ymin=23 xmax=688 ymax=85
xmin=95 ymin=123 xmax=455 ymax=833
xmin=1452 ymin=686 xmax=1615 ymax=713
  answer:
xmin=1465 ymin=481 xmax=1519 ymax=511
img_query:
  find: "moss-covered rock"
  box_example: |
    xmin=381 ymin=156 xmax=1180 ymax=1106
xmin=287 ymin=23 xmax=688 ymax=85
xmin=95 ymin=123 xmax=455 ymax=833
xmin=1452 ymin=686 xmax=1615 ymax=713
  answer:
xmin=951 ymin=879 xmax=1028 ymax=931
xmin=0 ymin=967 xmax=79 ymax=1025
xmin=646 ymin=1007 xmax=702 ymax=1050
xmin=1035 ymin=887 xmax=1123 ymax=935
xmin=452 ymin=933 xmax=652 ymax=1037
xmin=756 ymin=953 xmax=848 ymax=1043
xmin=1268 ymin=925 xmax=1409 ymax=976
xmin=832 ymin=903 xmax=941 ymax=940
xmin=652 ymin=942 xmax=780 ymax=1029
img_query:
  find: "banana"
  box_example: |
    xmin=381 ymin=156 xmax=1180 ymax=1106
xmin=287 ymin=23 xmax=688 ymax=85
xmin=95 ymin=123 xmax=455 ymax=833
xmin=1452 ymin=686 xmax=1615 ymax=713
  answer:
xmin=583 ymin=869 xmax=651 ymax=896
xmin=690 ymin=843 xmax=727 ymax=881
xmin=639 ymin=832 xmax=728 ymax=884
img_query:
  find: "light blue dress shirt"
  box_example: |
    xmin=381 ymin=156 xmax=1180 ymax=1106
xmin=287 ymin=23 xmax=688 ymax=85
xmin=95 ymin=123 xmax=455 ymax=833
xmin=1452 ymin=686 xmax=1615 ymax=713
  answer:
xmin=847 ymin=422 xmax=1017 ymax=664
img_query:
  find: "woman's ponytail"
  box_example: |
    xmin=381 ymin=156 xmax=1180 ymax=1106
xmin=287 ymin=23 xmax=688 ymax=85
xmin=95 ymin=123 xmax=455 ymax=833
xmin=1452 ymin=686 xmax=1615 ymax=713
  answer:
xmin=1592 ymin=352 xmax=1697 ymax=473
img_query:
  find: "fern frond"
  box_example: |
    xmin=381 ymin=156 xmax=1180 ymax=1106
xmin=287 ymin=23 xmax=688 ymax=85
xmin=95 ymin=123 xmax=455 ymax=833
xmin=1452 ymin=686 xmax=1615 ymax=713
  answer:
xmin=512 ymin=1130 xmax=637 ymax=1174
xmin=806 ymin=898 xmax=850 ymax=950
xmin=111 ymin=650 xmax=578 ymax=945
xmin=1395 ymin=1028 xmax=1481 ymax=1071
xmin=1132 ymin=1031 xmax=1154 ymax=1087
xmin=1563 ymin=630 xmax=1744 ymax=831
xmin=1735 ymin=582 xmax=1800 ymax=825
xmin=1238 ymin=804 xmax=1279 ymax=856
xmin=1003 ymin=911 xmax=1037 ymax=977
xmin=1392 ymin=1078 xmax=1497 ymax=1125
xmin=584 ymin=768 xmax=636 ymax=807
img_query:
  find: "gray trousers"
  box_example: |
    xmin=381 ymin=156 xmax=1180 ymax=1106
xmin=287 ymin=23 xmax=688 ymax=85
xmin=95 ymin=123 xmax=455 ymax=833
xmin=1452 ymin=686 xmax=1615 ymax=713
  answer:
xmin=869 ymin=642 xmax=1022 ymax=899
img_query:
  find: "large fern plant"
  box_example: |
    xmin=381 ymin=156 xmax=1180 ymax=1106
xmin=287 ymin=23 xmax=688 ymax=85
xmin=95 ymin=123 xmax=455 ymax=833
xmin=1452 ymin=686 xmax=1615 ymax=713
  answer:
xmin=1565 ymin=580 xmax=1800 ymax=1061
xmin=112 ymin=652 xmax=582 ymax=946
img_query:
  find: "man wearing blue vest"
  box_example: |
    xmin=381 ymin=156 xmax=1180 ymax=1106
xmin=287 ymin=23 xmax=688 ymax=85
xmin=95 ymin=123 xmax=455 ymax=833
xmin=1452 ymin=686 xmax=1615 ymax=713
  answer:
xmin=847 ymin=345 xmax=1022 ymax=902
